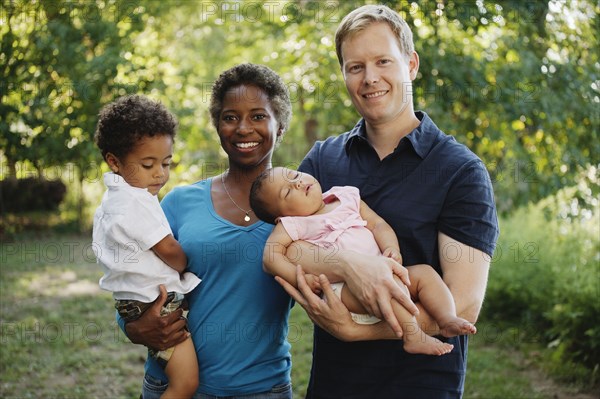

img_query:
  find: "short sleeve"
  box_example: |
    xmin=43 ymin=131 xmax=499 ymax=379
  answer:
xmin=278 ymin=217 xmax=301 ymax=241
xmin=116 ymin=194 xmax=171 ymax=251
xmin=438 ymin=160 xmax=499 ymax=257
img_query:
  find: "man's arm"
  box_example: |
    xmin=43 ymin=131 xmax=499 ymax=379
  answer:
xmin=282 ymin=232 xmax=491 ymax=341
xmin=438 ymin=232 xmax=490 ymax=323
xmin=285 ymin=241 xmax=417 ymax=337
xmin=406 ymin=232 xmax=492 ymax=336
xmin=276 ymin=265 xmax=400 ymax=341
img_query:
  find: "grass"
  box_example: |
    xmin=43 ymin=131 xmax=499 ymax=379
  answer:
xmin=0 ymin=233 xmax=145 ymax=398
xmin=1 ymin=233 xmax=596 ymax=398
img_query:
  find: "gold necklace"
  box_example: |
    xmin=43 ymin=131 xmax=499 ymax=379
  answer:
xmin=221 ymin=171 xmax=253 ymax=222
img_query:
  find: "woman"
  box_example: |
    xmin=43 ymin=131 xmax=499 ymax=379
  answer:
xmin=121 ymin=63 xmax=294 ymax=398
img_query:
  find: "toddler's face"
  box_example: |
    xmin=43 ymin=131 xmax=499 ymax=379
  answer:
xmin=109 ymin=135 xmax=173 ymax=195
xmin=263 ymin=167 xmax=324 ymax=220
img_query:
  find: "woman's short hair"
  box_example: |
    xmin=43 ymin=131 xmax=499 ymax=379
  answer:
xmin=209 ymin=63 xmax=292 ymax=139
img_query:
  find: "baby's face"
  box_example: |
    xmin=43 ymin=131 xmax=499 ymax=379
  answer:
xmin=109 ymin=135 xmax=173 ymax=195
xmin=263 ymin=167 xmax=324 ymax=219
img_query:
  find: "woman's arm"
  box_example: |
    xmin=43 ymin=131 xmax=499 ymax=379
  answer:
xmin=123 ymin=285 xmax=189 ymax=350
xmin=152 ymin=234 xmax=187 ymax=273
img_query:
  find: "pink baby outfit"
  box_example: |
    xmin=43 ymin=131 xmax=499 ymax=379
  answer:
xmin=279 ymin=186 xmax=382 ymax=256
xmin=279 ymin=186 xmax=383 ymax=324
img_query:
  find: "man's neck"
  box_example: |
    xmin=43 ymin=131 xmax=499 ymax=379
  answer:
xmin=365 ymin=113 xmax=421 ymax=160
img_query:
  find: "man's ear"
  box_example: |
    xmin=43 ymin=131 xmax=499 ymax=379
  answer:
xmin=105 ymin=153 xmax=120 ymax=173
xmin=409 ymin=51 xmax=420 ymax=80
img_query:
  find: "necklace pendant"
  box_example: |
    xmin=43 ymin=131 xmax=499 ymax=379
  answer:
xmin=244 ymin=214 xmax=251 ymax=222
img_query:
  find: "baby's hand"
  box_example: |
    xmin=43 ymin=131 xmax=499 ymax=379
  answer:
xmin=383 ymin=247 xmax=403 ymax=265
xmin=304 ymin=274 xmax=322 ymax=295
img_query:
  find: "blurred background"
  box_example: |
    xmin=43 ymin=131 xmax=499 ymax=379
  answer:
xmin=1 ymin=0 xmax=598 ymax=398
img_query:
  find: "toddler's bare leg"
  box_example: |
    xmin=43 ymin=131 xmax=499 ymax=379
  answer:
xmin=161 ymin=337 xmax=199 ymax=399
xmin=406 ymin=264 xmax=476 ymax=337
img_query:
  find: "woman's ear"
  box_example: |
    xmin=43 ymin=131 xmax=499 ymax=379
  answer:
xmin=105 ymin=153 xmax=120 ymax=173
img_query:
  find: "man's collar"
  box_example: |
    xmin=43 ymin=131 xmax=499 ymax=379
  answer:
xmin=345 ymin=111 xmax=439 ymax=158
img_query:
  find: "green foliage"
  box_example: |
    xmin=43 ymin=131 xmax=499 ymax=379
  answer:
xmin=2 ymin=0 xmax=598 ymax=217
xmin=1 ymin=0 xmax=152 ymax=170
xmin=0 ymin=178 xmax=66 ymax=213
xmin=483 ymin=165 xmax=600 ymax=380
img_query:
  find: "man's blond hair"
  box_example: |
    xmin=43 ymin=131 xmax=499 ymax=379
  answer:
xmin=335 ymin=4 xmax=415 ymax=66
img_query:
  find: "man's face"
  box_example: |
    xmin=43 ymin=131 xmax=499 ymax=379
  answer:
xmin=341 ymin=22 xmax=419 ymax=128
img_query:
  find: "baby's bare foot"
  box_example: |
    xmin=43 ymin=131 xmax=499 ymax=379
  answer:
xmin=440 ymin=317 xmax=477 ymax=337
xmin=403 ymin=333 xmax=454 ymax=356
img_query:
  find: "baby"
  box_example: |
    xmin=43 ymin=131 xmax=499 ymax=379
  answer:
xmin=93 ymin=94 xmax=200 ymax=398
xmin=250 ymin=166 xmax=476 ymax=355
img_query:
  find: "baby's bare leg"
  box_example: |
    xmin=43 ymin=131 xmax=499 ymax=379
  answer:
xmin=341 ymin=281 xmax=453 ymax=356
xmin=389 ymin=283 xmax=453 ymax=355
xmin=406 ymin=264 xmax=476 ymax=337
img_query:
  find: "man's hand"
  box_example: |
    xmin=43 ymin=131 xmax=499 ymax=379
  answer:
xmin=340 ymin=252 xmax=417 ymax=338
xmin=124 ymin=285 xmax=188 ymax=351
xmin=276 ymin=266 xmax=360 ymax=341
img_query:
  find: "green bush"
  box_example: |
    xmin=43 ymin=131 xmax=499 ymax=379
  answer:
xmin=0 ymin=178 xmax=67 ymax=213
xmin=483 ymin=166 xmax=600 ymax=379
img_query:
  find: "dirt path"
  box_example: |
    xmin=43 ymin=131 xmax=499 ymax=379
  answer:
xmin=512 ymin=348 xmax=598 ymax=399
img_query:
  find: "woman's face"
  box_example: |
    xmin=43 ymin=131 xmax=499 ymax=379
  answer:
xmin=218 ymin=84 xmax=281 ymax=171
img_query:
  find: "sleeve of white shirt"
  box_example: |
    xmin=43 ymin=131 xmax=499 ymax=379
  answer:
xmin=114 ymin=193 xmax=173 ymax=252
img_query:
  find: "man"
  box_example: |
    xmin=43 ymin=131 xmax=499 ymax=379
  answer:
xmin=276 ymin=5 xmax=499 ymax=398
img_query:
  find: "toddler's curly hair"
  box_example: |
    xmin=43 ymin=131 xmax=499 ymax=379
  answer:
xmin=94 ymin=95 xmax=178 ymax=160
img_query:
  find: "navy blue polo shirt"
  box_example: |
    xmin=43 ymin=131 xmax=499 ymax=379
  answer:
xmin=298 ymin=111 xmax=499 ymax=399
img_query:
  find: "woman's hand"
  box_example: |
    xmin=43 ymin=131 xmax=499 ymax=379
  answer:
xmin=124 ymin=285 xmax=189 ymax=351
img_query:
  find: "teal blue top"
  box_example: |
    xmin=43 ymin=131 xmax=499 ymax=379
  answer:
xmin=146 ymin=178 xmax=292 ymax=395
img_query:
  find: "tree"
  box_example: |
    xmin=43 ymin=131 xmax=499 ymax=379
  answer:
xmin=1 ymin=0 xmax=159 ymax=226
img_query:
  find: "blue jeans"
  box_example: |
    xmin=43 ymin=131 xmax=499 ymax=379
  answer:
xmin=142 ymin=373 xmax=293 ymax=399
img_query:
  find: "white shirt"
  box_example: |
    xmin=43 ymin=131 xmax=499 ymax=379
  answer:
xmin=93 ymin=172 xmax=201 ymax=302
